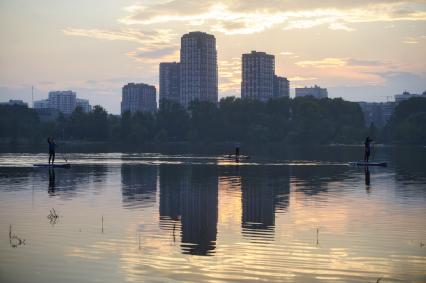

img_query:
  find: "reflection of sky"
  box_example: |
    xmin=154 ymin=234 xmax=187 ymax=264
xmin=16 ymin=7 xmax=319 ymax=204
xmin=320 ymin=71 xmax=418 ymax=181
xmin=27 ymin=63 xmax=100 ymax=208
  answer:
xmin=0 ymin=153 xmax=425 ymax=282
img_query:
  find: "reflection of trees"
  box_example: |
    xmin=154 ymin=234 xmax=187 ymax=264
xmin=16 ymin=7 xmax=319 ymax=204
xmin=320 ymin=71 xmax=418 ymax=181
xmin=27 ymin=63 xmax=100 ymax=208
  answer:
xmin=393 ymin=147 xmax=426 ymax=199
xmin=290 ymin=166 xmax=349 ymax=195
xmin=239 ymin=167 xmax=290 ymax=238
xmin=159 ymin=165 xmax=189 ymax=223
xmin=0 ymin=165 xmax=108 ymax=198
xmin=121 ymin=165 xmax=158 ymax=209
xmin=0 ymin=168 xmax=33 ymax=191
xmin=159 ymin=165 xmax=218 ymax=256
xmin=48 ymin=165 xmax=106 ymax=198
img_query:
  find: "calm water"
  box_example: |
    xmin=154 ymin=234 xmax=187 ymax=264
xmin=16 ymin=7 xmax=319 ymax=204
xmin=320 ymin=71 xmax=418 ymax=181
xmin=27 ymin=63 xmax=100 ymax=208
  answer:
xmin=0 ymin=148 xmax=425 ymax=282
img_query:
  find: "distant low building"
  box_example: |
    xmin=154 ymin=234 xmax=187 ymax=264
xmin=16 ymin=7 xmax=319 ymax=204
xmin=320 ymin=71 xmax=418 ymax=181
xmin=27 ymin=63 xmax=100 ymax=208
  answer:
xmin=394 ymin=91 xmax=426 ymax=104
xmin=159 ymin=62 xmax=180 ymax=104
xmin=273 ymin=75 xmax=290 ymax=98
xmin=33 ymin=99 xmax=50 ymax=109
xmin=357 ymin=101 xmax=395 ymax=127
xmin=34 ymin=90 xmax=91 ymax=115
xmin=0 ymin=100 xmax=28 ymax=107
xmin=295 ymin=85 xmax=328 ymax=99
xmin=76 ymin=98 xmax=92 ymax=113
xmin=48 ymin=91 xmax=77 ymax=114
xmin=121 ymin=83 xmax=157 ymax=115
xmin=35 ymin=108 xmax=60 ymax=122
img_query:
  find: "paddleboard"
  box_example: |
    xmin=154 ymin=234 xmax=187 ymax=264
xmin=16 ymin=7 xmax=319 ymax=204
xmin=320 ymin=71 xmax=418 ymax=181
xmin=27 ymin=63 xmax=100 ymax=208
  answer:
xmin=33 ymin=163 xmax=71 ymax=168
xmin=349 ymin=161 xmax=387 ymax=167
xmin=224 ymin=155 xmax=250 ymax=160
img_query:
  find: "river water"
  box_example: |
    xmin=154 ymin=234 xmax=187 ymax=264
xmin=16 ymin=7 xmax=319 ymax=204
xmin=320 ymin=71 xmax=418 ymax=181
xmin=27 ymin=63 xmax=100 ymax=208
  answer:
xmin=0 ymin=147 xmax=425 ymax=282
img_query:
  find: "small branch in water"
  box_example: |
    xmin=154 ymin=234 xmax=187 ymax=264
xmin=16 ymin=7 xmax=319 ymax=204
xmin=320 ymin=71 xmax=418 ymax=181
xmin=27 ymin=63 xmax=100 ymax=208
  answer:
xmin=316 ymin=228 xmax=319 ymax=246
xmin=47 ymin=208 xmax=59 ymax=225
xmin=138 ymin=233 xmax=141 ymax=250
xmin=102 ymin=215 xmax=104 ymax=234
xmin=9 ymin=225 xmax=26 ymax=248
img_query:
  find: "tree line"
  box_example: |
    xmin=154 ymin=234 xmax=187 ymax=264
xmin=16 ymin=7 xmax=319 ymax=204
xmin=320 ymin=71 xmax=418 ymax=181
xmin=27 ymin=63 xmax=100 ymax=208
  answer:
xmin=1 ymin=96 xmax=425 ymax=145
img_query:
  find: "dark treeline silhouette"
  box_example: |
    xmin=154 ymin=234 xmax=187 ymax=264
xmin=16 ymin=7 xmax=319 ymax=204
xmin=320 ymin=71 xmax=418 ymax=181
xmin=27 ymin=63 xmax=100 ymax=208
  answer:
xmin=380 ymin=97 xmax=426 ymax=144
xmin=1 ymin=96 xmax=425 ymax=145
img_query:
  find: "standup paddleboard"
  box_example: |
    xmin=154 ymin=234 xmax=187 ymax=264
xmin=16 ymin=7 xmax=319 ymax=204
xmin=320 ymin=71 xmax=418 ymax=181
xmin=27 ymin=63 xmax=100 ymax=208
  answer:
xmin=224 ymin=155 xmax=250 ymax=160
xmin=33 ymin=163 xmax=71 ymax=168
xmin=349 ymin=161 xmax=387 ymax=167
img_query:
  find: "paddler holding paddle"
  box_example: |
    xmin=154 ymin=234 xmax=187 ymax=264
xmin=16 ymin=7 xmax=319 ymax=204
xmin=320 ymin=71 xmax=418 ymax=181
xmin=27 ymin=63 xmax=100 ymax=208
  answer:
xmin=47 ymin=137 xmax=56 ymax=165
xmin=364 ymin=137 xmax=373 ymax=163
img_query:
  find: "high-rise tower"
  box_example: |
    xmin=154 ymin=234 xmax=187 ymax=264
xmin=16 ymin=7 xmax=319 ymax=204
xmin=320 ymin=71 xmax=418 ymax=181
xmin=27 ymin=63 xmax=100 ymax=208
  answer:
xmin=159 ymin=62 xmax=180 ymax=105
xmin=180 ymin=31 xmax=218 ymax=108
xmin=241 ymin=51 xmax=275 ymax=101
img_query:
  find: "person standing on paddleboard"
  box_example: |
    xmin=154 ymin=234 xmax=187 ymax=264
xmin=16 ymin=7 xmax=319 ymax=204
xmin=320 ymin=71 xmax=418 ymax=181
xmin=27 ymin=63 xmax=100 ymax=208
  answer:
xmin=364 ymin=137 xmax=373 ymax=162
xmin=48 ymin=137 xmax=56 ymax=165
xmin=235 ymin=142 xmax=240 ymax=159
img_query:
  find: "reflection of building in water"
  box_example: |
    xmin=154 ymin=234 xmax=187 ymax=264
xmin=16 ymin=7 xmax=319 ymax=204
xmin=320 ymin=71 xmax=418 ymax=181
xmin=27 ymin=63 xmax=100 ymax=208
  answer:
xmin=121 ymin=165 xmax=158 ymax=209
xmin=181 ymin=166 xmax=218 ymax=255
xmin=240 ymin=167 xmax=290 ymax=236
xmin=290 ymin=166 xmax=348 ymax=196
xmin=159 ymin=165 xmax=190 ymax=223
xmin=159 ymin=165 xmax=218 ymax=256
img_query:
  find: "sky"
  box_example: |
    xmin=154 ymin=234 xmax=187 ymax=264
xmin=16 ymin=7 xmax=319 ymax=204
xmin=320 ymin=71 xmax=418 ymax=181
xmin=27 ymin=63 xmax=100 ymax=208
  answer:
xmin=0 ymin=0 xmax=425 ymax=114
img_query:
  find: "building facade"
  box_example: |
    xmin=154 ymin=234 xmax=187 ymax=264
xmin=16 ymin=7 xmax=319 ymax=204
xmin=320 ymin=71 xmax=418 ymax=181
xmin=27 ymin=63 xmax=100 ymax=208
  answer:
xmin=76 ymin=98 xmax=92 ymax=113
xmin=48 ymin=91 xmax=77 ymax=114
xmin=358 ymin=101 xmax=395 ymax=127
xmin=180 ymin=31 xmax=218 ymax=108
xmin=241 ymin=51 xmax=275 ymax=101
xmin=159 ymin=62 xmax=180 ymax=105
xmin=121 ymin=83 xmax=157 ymax=115
xmin=295 ymin=85 xmax=328 ymax=99
xmin=34 ymin=90 xmax=91 ymax=115
xmin=394 ymin=91 xmax=426 ymax=104
xmin=0 ymin=100 xmax=28 ymax=107
xmin=33 ymin=99 xmax=50 ymax=109
xmin=273 ymin=75 xmax=290 ymax=98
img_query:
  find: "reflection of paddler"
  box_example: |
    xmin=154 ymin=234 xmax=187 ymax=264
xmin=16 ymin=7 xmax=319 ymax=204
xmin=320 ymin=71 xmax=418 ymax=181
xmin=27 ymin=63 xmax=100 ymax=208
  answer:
xmin=364 ymin=166 xmax=371 ymax=193
xmin=234 ymin=142 xmax=244 ymax=163
xmin=364 ymin=137 xmax=373 ymax=162
xmin=48 ymin=168 xmax=55 ymax=194
xmin=235 ymin=142 xmax=240 ymax=160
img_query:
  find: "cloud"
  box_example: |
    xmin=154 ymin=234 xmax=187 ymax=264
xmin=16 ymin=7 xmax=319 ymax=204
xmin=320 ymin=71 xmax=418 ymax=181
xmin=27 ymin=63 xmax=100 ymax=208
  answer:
xmin=127 ymin=48 xmax=179 ymax=64
xmin=288 ymin=76 xmax=318 ymax=81
xmin=218 ymin=58 xmax=241 ymax=97
xmin=290 ymin=57 xmax=414 ymax=88
xmin=63 ymin=28 xmax=177 ymax=46
xmin=402 ymin=35 xmax=426 ymax=44
xmin=295 ymin=57 xmax=391 ymax=68
xmin=118 ymin=1 xmax=426 ymax=34
xmin=63 ymin=28 xmax=179 ymax=62
xmin=328 ymin=22 xmax=355 ymax=31
xmin=347 ymin=58 xmax=387 ymax=66
xmin=295 ymin=58 xmax=348 ymax=68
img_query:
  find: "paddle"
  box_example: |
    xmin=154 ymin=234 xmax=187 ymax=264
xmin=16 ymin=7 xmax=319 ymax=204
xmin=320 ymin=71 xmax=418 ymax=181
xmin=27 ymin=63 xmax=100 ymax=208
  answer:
xmin=371 ymin=141 xmax=376 ymax=161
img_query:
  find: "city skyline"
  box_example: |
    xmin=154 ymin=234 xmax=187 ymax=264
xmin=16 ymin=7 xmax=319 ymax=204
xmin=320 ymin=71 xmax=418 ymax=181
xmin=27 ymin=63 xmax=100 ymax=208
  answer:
xmin=1 ymin=0 xmax=425 ymax=113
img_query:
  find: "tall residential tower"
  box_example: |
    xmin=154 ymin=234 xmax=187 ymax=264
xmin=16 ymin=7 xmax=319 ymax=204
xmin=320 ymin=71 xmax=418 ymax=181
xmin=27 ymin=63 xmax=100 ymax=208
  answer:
xmin=159 ymin=62 xmax=180 ymax=105
xmin=121 ymin=83 xmax=157 ymax=115
xmin=241 ymin=51 xmax=275 ymax=101
xmin=273 ymin=75 xmax=290 ymax=98
xmin=180 ymin=31 xmax=218 ymax=108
